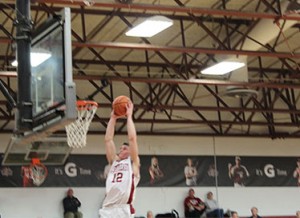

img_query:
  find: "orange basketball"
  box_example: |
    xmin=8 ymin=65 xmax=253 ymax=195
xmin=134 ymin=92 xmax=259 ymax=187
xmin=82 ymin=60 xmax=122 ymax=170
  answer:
xmin=112 ymin=95 xmax=130 ymax=116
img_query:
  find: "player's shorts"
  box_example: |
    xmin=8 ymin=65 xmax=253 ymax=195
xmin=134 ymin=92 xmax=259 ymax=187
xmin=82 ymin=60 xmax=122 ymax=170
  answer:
xmin=99 ymin=204 xmax=134 ymax=218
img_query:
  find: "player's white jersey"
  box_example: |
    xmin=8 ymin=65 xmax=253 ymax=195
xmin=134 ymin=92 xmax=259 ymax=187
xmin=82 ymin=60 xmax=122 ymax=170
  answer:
xmin=102 ymin=157 xmax=140 ymax=208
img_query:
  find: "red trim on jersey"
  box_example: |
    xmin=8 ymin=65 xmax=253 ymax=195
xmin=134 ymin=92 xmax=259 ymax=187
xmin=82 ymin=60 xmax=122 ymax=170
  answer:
xmin=127 ymin=173 xmax=135 ymax=214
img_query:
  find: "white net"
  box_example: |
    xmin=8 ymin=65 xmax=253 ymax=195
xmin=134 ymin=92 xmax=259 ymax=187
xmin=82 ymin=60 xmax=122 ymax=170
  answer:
xmin=65 ymin=101 xmax=98 ymax=148
xmin=30 ymin=163 xmax=48 ymax=186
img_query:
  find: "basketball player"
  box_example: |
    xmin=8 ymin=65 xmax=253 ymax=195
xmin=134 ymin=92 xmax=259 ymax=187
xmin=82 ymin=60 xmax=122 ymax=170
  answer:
xmin=293 ymin=158 xmax=300 ymax=186
xmin=99 ymin=101 xmax=140 ymax=218
xmin=228 ymin=156 xmax=250 ymax=187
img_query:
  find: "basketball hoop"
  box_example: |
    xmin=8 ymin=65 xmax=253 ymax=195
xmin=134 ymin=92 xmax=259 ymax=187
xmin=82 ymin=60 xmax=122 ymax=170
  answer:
xmin=29 ymin=158 xmax=48 ymax=186
xmin=65 ymin=100 xmax=98 ymax=148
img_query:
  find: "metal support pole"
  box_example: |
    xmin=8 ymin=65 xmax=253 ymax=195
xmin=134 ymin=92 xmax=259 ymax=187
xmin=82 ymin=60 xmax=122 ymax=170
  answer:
xmin=15 ymin=0 xmax=32 ymax=131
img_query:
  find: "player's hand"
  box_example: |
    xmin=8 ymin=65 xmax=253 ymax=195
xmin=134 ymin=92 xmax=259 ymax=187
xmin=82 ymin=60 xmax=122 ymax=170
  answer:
xmin=110 ymin=110 xmax=122 ymax=119
xmin=126 ymin=101 xmax=134 ymax=117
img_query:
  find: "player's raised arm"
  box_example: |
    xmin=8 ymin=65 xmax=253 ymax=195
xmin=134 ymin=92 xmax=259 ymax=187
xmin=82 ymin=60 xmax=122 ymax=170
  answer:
xmin=104 ymin=111 xmax=118 ymax=164
xmin=126 ymin=101 xmax=140 ymax=176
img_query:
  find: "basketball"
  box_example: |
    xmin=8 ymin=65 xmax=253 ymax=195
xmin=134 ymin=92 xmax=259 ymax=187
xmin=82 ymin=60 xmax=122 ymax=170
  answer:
xmin=112 ymin=95 xmax=131 ymax=116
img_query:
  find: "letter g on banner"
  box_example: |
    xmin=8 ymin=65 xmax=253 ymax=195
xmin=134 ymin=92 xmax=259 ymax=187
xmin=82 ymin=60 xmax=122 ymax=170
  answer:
xmin=65 ymin=162 xmax=77 ymax=177
xmin=264 ymin=164 xmax=275 ymax=178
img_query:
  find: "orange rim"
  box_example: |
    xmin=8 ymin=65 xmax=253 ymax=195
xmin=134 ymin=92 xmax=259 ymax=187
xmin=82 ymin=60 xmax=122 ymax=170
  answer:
xmin=76 ymin=100 xmax=98 ymax=110
xmin=31 ymin=158 xmax=41 ymax=164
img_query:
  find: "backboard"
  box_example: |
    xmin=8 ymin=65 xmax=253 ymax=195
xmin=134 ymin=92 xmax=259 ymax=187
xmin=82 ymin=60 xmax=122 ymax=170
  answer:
xmin=1 ymin=136 xmax=71 ymax=166
xmin=20 ymin=7 xmax=76 ymax=143
xmin=1 ymin=8 xmax=76 ymax=166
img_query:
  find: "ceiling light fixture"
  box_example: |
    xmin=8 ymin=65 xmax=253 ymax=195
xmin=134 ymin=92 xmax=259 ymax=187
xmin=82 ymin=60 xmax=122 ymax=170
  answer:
xmin=201 ymin=61 xmax=246 ymax=75
xmin=125 ymin=15 xmax=173 ymax=37
xmin=12 ymin=50 xmax=52 ymax=67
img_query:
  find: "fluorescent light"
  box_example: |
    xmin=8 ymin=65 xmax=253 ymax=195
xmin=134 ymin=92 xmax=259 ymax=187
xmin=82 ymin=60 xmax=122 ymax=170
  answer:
xmin=201 ymin=61 xmax=246 ymax=75
xmin=12 ymin=51 xmax=52 ymax=67
xmin=125 ymin=15 xmax=173 ymax=37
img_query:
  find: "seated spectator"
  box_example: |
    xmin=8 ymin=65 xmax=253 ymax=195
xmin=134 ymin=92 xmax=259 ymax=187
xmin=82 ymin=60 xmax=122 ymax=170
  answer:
xmin=249 ymin=207 xmax=262 ymax=218
xmin=63 ymin=188 xmax=83 ymax=218
xmin=147 ymin=210 xmax=154 ymax=218
xmin=297 ymin=210 xmax=300 ymax=218
xmin=205 ymin=191 xmax=224 ymax=218
xmin=231 ymin=211 xmax=239 ymax=218
xmin=184 ymin=188 xmax=206 ymax=218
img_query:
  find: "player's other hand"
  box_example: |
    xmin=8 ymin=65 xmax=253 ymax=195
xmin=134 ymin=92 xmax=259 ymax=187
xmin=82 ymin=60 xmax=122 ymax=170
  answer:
xmin=110 ymin=110 xmax=123 ymax=119
xmin=126 ymin=101 xmax=134 ymax=117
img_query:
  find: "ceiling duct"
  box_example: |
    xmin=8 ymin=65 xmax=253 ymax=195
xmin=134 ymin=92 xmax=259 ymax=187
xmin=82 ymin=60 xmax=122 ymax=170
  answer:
xmin=225 ymin=56 xmax=259 ymax=98
xmin=223 ymin=0 xmax=299 ymax=98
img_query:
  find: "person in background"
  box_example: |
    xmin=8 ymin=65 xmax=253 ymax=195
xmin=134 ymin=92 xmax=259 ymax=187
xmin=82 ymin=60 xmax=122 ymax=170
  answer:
xmin=205 ymin=191 xmax=224 ymax=218
xmin=231 ymin=211 xmax=239 ymax=218
xmin=248 ymin=207 xmax=262 ymax=218
xmin=184 ymin=188 xmax=206 ymax=218
xmin=296 ymin=210 xmax=300 ymax=218
xmin=184 ymin=158 xmax=198 ymax=186
xmin=63 ymin=188 xmax=83 ymax=218
xmin=147 ymin=210 xmax=154 ymax=218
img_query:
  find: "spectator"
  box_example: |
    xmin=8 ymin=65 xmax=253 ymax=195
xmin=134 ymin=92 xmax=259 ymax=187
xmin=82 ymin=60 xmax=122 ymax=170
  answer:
xmin=249 ymin=207 xmax=262 ymax=218
xmin=205 ymin=191 xmax=224 ymax=218
xmin=296 ymin=210 xmax=300 ymax=218
xmin=184 ymin=158 xmax=198 ymax=186
xmin=63 ymin=188 xmax=83 ymax=218
xmin=147 ymin=210 xmax=154 ymax=218
xmin=231 ymin=211 xmax=239 ymax=218
xmin=184 ymin=188 xmax=206 ymax=218
xmin=228 ymin=156 xmax=250 ymax=187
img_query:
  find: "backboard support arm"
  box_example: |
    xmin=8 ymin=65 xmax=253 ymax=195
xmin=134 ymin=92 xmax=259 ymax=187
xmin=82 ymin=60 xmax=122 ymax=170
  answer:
xmin=16 ymin=0 xmax=33 ymax=131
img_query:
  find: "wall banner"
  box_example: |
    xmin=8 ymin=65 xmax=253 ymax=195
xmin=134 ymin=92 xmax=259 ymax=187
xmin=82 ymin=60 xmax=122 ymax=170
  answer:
xmin=0 ymin=154 xmax=299 ymax=187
